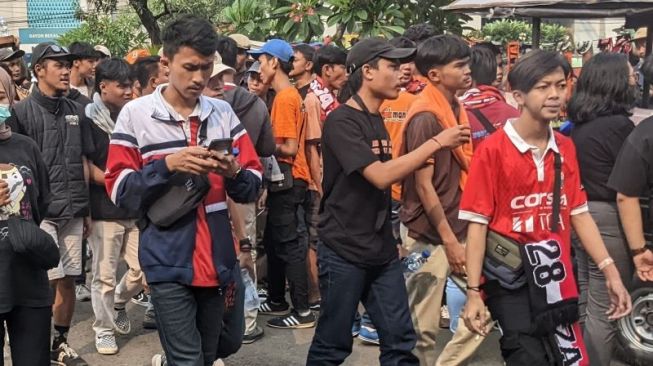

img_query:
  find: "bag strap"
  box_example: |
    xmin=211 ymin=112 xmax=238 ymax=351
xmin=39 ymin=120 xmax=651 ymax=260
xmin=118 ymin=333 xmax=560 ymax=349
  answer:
xmin=470 ymin=108 xmax=497 ymax=134
xmin=552 ymin=151 xmax=562 ymax=233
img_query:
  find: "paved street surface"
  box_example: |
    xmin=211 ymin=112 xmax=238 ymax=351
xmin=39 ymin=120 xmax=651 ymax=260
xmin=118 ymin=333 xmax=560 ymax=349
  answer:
xmin=4 ymin=297 xmax=631 ymax=366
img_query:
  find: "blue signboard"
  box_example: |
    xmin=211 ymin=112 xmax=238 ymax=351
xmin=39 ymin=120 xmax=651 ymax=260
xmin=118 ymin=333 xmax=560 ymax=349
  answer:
xmin=19 ymin=27 xmax=74 ymax=45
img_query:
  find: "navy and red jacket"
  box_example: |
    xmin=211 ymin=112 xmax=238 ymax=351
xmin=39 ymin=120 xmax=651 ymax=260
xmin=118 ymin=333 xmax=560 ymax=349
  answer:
xmin=105 ymin=85 xmax=262 ymax=287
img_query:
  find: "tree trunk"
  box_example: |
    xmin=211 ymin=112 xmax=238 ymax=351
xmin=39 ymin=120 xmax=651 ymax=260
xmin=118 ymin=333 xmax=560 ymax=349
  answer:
xmin=129 ymin=0 xmax=162 ymax=45
xmin=332 ymin=23 xmax=347 ymax=47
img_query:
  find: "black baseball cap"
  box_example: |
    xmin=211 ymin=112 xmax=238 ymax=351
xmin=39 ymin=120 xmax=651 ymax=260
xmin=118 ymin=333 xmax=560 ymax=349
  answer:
xmin=0 ymin=47 xmax=25 ymax=62
xmin=31 ymin=42 xmax=76 ymax=67
xmin=346 ymin=37 xmax=416 ymax=74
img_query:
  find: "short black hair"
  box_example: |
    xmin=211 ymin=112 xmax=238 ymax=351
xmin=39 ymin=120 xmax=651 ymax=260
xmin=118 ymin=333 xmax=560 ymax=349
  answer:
xmin=568 ymin=53 xmax=636 ymax=124
xmin=161 ymin=15 xmax=218 ymax=59
xmin=261 ymin=54 xmax=293 ymax=75
xmin=403 ymin=23 xmax=437 ymax=44
xmin=94 ymin=58 xmax=132 ymax=95
xmin=474 ymin=42 xmax=501 ymax=57
xmin=390 ymin=36 xmax=416 ymax=49
xmin=294 ymin=44 xmax=316 ymax=64
xmin=215 ymin=36 xmax=238 ymax=69
xmin=508 ymin=50 xmax=571 ymax=93
xmin=415 ymin=35 xmax=470 ymax=76
xmin=69 ymin=41 xmax=97 ymax=60
xmin=312 ymin=45 xmax=347 ymax=76
xmin=133 ymin=56 xmax=161 ymax=91
xmin=470 ymin=46 xmax=497 ymax=86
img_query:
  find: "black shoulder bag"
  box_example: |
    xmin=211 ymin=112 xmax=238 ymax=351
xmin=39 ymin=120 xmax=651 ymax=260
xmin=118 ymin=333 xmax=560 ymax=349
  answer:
xmin=469 ymin=108 xmax=496 ymax=134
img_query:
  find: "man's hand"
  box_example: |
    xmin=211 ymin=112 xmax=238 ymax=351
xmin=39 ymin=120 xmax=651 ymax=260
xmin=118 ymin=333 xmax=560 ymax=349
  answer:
xmin=605 ymin=276 xmax=632 ymax=320
xmin=0 ymin=179 xmax=10 ymax=207
xmin=634 ymin=249 xmax=653 ymax=281
xmin=239 ymin=251 xmax=255 ymax=280
xmin=165 ymin=146 xmax=217 ymax=175
xmin=444 ymin=240 xmax=466 ymax=275
xmin=434 ymin=125 xmax=471 ymax=149
xmin=83 ymin=216 xmax=92 ymax=240
xmin=210 ymin=151 xmax=241 ymax=178
xmin=463 ymin=292 xmax=489 ymax=336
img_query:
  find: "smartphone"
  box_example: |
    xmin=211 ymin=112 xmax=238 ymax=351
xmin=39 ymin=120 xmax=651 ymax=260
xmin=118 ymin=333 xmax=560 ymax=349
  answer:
xmin=208 ymin=138 xmax=233 ymax=155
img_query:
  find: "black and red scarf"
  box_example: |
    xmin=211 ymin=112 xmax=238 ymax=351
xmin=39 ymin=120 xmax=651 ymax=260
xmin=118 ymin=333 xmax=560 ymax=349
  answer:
xmin=308 ymin=77 xmax=339 ymax=122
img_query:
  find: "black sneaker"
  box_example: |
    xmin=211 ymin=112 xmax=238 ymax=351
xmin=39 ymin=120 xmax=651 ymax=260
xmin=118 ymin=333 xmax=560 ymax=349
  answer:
xmin=258 ymin=300 xmax=289 ymax=315
xmin=143 ymin=306 xmax=157 ymax=329
xmin=309 ymin=301 xmax=321 ymax=311
xmin=267 ymin=311 xmax=316 ymax=329
xmin=131 ymin=291 xmax=149 ymax=307
xmin=242 ymin=325 xmax=264 ymax=344
xmin=51 ymin=342 xmax=88 ymax=366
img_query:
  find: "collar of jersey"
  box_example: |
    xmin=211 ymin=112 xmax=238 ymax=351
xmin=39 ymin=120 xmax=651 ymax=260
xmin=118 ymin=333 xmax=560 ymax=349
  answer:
xmin=504 ymin=119 xmax=559 ymax=155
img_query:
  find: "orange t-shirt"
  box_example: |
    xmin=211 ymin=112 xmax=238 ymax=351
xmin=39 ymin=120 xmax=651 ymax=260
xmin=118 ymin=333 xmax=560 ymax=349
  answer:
xmin=380 ymin=91 xmax=418 ymax=201
xmin=271 ymin=87 xmax=311 ymax=183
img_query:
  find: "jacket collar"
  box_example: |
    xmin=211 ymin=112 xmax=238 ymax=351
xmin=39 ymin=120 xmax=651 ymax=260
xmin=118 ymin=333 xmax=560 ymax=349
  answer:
xmin=150 ymin=84 xmax=215 ymax=123
xmin=31 ymin=85 xmax=63 ymax=115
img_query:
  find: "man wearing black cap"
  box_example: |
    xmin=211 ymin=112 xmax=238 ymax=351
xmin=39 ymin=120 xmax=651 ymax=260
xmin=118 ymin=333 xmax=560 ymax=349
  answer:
xmin=306 ymin=38 xmax=471 ymax=365
xmin=0 ymin=47 xmax=30 ymax=101
xmin=6 ymin=41 xmax=94 ymax=366
xmin=69 ymin=42 xmax=98 ymax=98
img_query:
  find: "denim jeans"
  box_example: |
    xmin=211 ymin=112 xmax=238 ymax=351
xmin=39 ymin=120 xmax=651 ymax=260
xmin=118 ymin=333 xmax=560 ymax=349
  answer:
xmin=150 ymin=267 xmax=243 ymax=366
xmin=307 ymin=244 xmax=418 ymax=366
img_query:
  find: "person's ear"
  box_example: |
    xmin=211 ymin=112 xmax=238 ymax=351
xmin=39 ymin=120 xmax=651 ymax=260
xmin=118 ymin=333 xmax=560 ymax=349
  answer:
xmin=160 ymin=56 xmax=170 ymax=70
xmin=306 ymin=61 xmax=314 ymax=73
xmin=427 ymin=68 xmax=440 ymax=84
xmin=362 ymin=64 xmax=374 ymax=81
xmin=512 ymin=90 xmax=526 ymax=107
xmin=323 ymin=65 xmax=331 ymax=78
xmin=99 ymin=81 xmax=106 ymax=94
xmin=149 ymin=76 xmax=157 ymax=90
xmin=270 ymin=57 xmax=279 ymax=70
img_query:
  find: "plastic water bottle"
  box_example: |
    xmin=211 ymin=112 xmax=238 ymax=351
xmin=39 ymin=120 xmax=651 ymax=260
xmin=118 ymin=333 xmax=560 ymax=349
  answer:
xmin=402 ymin=250 xmax=431 ymax=277
xmin=0 ymin=18 xmax=8 ymax=36
xmin=241 ymin=269 xmax=260 ymax=311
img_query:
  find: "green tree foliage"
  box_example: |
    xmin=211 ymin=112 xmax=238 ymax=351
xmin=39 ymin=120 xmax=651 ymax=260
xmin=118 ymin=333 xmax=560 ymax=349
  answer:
xmin=57 ymin=11 xmax=148 ymax=58
xmin=478 ymin=19 xmax=572 ymax=50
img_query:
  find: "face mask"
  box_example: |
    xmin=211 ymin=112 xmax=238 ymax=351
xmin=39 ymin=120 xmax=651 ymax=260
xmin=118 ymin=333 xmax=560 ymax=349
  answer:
xmin=0 ymin=104 xmax=10 ymax=125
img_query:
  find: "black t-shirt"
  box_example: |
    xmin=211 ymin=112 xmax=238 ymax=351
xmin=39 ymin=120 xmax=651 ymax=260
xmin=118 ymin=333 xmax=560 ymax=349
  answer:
xmin=608 ymin=116 xmax=653 ymax=198
xmin=0 ymin=133 xmax=53 ymax=313
xmin=571 ymin=115 xmax=634 ymax=202
xmin=87 ymin=122 xmax=138 ymax=220
xmin=319 ymin=104 xmax=395 ymax=267
xmin=298 ymin=84 xmax=310 ymax=100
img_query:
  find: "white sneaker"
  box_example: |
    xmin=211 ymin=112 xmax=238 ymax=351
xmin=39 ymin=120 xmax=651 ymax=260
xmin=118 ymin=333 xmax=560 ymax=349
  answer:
xmin=75 ymin=284 xmax=91 ymax=302
xmin=95 ymin=335 xmax=118 ymax=355
xmin=114 ymin=308 xmax=131 ymax=335
xmin=152 ymin=354 xmax=167 ymax=366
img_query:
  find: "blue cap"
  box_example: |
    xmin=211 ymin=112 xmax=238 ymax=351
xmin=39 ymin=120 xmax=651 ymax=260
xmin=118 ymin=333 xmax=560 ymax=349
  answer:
xmin=248 ymin=39 xmax=294 ymax=63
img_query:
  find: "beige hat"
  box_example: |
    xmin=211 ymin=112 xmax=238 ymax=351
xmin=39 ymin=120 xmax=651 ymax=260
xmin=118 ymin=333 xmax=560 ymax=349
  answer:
xmin=229 ymin=34 xmax=251 ymax=50
xmin=94 ymin=45 xmax=111 ymax=58
xmin=211 ymin=52 xmax=236 ymax=79
xmin=634 ymin=27 xmax=648 ymax=41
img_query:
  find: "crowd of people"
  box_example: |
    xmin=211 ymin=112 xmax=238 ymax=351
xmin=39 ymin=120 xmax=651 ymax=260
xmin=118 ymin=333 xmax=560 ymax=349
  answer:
xmin=1 ymin=14 xmax=653 ymax=366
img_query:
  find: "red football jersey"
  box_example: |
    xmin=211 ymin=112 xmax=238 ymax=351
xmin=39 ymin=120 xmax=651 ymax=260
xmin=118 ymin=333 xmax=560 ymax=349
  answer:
xmin=459 ymin=121 xmax=588 ymax=250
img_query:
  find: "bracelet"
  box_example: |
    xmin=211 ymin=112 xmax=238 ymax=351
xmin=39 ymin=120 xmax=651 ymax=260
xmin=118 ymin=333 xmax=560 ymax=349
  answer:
xmin=598 ymin=257 xmax=615 ymax=271
xmin=631 ymin=246 xmax=648 ymax=257
xmin=431 ymin=137 xmax=442 ymax=150
xmin=467 ymin=286 xmax=481 ymax=293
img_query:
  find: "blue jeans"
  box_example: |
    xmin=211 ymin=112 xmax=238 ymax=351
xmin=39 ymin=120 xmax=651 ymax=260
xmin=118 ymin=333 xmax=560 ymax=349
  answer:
xmin=150 ymin=267 xmax=244 ymax=366
xmin=307 ymin=244 xmax=418 ymax=366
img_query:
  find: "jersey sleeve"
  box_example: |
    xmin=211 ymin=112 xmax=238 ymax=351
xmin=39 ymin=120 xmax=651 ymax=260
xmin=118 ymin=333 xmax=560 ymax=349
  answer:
xmin=459 ymin=143 xmax=496 ymax=224
xmin=565 ymin=142 xmax=589 ymax=216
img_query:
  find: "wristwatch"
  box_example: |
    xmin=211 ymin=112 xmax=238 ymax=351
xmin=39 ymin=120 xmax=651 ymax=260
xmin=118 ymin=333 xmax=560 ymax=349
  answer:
xmin=631 ymin=246 xmax=649 ymax=256
xmin=239 ymin=238 xmax=253 ymax=253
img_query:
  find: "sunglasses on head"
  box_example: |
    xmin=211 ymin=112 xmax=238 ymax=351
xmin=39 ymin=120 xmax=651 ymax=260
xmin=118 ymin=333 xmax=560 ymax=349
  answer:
xmin=34 ymin=44 xmax=70 ymax=63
